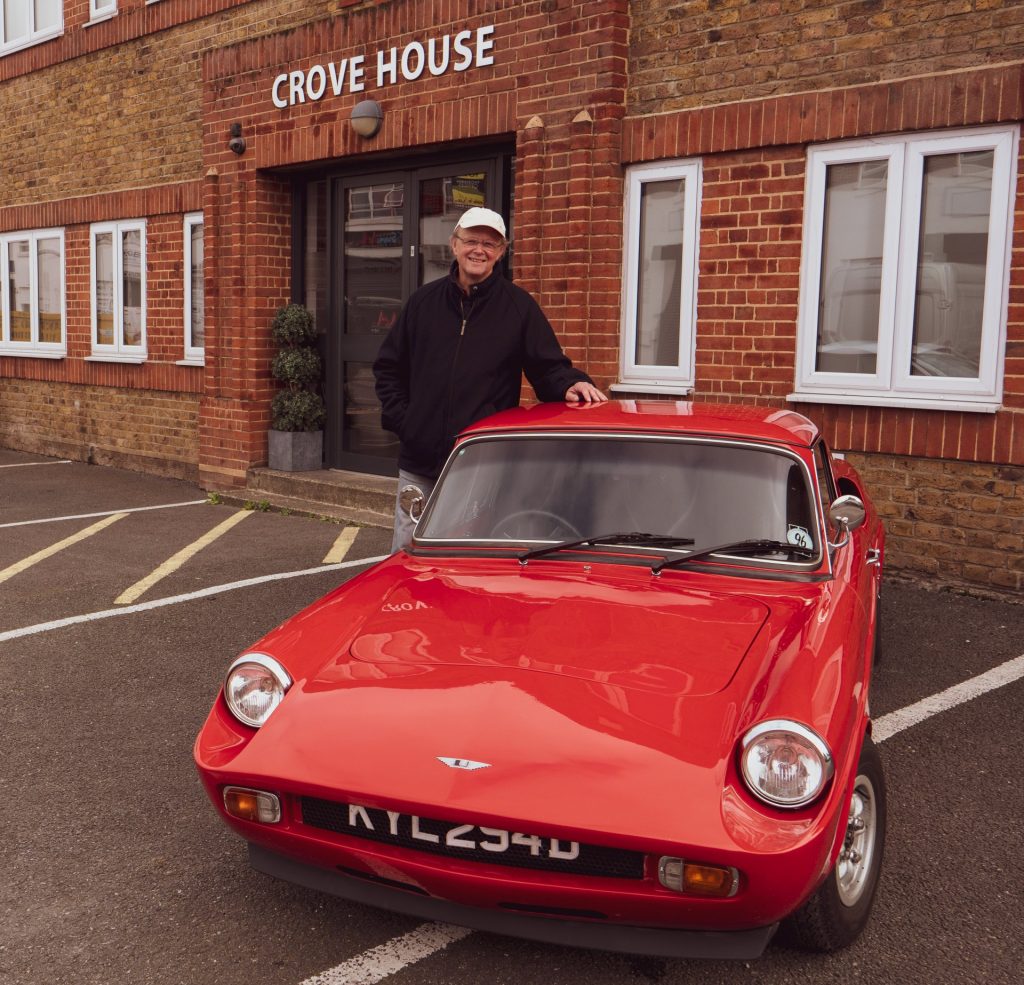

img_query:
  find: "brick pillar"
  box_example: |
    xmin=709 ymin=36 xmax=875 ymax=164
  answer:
xmin=198 ymin=163 xmax=292 ymax=490
xmin=514 ymin=116 xmax=546 ymax=299
xmin=565 ymin=110 xmax=596 ymax=373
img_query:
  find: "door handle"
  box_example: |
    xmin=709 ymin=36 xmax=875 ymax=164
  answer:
xmin=866 ymin=548 xmax=881 ymax=566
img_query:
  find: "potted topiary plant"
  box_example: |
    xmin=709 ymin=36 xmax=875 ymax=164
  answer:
xmin=267 ymin=303 xmax=326 ymax=471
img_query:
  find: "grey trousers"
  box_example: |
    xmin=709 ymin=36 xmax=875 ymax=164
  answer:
xmin=391 ymin=469 xmax=436 ymax=553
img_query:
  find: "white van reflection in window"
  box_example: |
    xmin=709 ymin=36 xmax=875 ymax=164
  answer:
xmin=817 ymin=258 xmax=984 ymax=379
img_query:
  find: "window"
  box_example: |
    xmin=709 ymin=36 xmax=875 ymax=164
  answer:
xmin=795 ymin=127 xmax=1018 ymax=412
xmin=89 ymin=0 xmax=117 ymax=20
xmin=183 ymin=213 xmax=204 ymax=362
xmin=1 ymin=0 xmax=62 ymax=54
xmin=91 ymin=220 xmax=147 ymax=360
xmin=619 ymin=160 xmax=701 ymax=392
xmin=1 ymin=229 xmax=66 ymax=356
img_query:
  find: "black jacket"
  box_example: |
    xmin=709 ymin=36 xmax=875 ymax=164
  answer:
xmin=373 ymin=264 xmax=592 ymax=478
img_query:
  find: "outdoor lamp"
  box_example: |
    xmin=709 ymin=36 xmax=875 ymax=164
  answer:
xmin=228 ymin=122 xmax=246 ymax=155
xmin=350 ymin=100 xmax=383 ymax=138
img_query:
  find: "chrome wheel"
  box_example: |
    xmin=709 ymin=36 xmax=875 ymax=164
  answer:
xmin=835 ymin=773 xmax=878 ymax=907
xmin=784 ymin=735 xmax=885 ymax=951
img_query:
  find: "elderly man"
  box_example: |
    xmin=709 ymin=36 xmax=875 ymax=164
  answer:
xmin=373 ymin=206 xmax=606 ymax=552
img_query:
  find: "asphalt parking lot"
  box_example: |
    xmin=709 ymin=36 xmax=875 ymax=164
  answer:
xmin=1 ymin=448 xmax=1022 ymax=985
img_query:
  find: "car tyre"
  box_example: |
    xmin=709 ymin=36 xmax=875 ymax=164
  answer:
xmin=782 ymin=734 xmax=886 ymax=952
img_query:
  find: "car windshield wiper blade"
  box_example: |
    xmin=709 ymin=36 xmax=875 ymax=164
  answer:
xmin=651 ymin=538 xmax=818 ymax=575
xmin=518 ymin=531 xmax=696 ymax=565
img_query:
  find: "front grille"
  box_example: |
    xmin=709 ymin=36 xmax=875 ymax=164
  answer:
xmin=301 ymin=797 xmax=645 ymax=880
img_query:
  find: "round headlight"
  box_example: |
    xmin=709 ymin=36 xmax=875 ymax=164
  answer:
xmin=223 ymin=653 xmax=292 ymax=728
xmin=740 ymin=720 xmax=834 ymax=808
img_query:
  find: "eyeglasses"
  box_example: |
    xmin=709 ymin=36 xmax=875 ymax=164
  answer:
xmin=454 ymin=234 xmax=504 ymax=254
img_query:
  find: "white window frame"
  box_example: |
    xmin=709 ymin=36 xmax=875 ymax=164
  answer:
xmin=794 ymin=126 xmax=1019 ymax=413
xmin=1 ymin=1 xmax=63 ymax=55
xmin=90 ymin=220 xmax=147 ymax=362
xmin=617 ymin=159 xmax=702 ymax=393
xmin=89 ymin=0 xmax=117 ymax=22
xmin=182 ymin=213 xmax=205 ymax=364
xmin=0 ymin=229 xmax=66 ymax=358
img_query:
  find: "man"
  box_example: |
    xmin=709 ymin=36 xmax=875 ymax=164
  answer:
xmin=374 ymin=206 xmax=606 ymax=551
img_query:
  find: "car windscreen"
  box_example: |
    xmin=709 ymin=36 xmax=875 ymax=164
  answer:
xmin=416 ymin=434 xmax=818 ymax=556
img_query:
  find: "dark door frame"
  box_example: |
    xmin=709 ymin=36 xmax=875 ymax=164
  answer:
xmin=306 ymin=148 xmax=511 ymax=476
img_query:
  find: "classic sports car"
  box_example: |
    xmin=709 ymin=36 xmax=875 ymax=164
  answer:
xmin=194 ymin=401 xmax=886 ymax=959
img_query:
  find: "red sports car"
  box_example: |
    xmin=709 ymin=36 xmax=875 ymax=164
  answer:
xmin=194 ymin=401 xmax=886 ymax=959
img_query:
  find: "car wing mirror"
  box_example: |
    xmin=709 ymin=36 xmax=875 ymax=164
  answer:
xmin=827 ymin=494 xmax=865 ymax=550
xmin=399 ymin=484 xmax=425 ymax=523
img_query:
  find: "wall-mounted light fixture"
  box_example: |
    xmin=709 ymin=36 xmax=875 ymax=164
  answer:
xmin=350 ymin=100 xmax=383 ymax=138
xmin=228 ymin=122 xmax=246 ymax=155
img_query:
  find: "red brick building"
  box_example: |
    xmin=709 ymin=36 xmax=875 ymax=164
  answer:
xmin=1 ymin=0 xmax=1022 ymax=596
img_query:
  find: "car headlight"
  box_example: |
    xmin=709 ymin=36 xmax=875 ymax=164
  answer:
xmin=223 ymin=653 xmax=292 ymax=728
xmin=739 ymin=720 xmax=834 ymax=808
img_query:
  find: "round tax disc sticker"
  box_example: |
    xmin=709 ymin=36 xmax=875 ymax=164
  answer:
xmin=787 ymin=525 xmax=812 ymax=548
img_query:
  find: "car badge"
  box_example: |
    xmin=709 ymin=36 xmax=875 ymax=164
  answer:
xmin=437 ymin=757 xmax=491 ymax=771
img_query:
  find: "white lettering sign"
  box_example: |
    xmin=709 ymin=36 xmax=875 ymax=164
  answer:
xmin=271 ymin=25 xmax=495 ymax=109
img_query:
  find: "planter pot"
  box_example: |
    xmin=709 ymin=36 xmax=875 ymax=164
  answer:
xmin=268 ymin=429 xmax=323 ymax=472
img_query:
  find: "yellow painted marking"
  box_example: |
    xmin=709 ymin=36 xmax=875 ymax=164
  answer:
xmin=323 ymin=526 xmax=359 ymax=564
xmin=115 ymin=509 xmax=252 ymax=606
xmin=0 ymin=512 xmax=128 ymax=586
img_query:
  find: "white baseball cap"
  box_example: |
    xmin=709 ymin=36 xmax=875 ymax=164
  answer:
xmin=454 ymin=206 xmax=507 ymax=240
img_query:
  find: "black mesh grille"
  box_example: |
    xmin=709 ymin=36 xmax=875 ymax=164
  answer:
xmin=300 ymin=797 xmax=645 ymax=880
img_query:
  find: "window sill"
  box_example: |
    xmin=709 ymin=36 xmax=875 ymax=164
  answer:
xmin=788 ymin=391 xmax=1000 ymax=414
xmin=0 ymin=348 xmax=65 ymax=360
xmin=0 ymin=28 xmax=63 ymax=58
xmin=86 ymin=354 xmax=146 ymax=365
xmin=611 ymin=381 xmax=694 ymax=396
xmin=85 ymin=13 xmax=117 ymax=28
xmin=176 ymin=358 xmax=205 ymax=367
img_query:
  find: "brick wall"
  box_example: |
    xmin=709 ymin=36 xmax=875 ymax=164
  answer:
xmin=622 ymin=64 xmax=1024 ymax=473
xmin=848 ymin=451 xmax=1024 ymax=596
xmin=0 ymin=378 xmax=199 ymax=478
xmin=620 ymin=48 xmax=1024 ymax=601
xmin=199 ymin=0 xmax=631 ymax=481
xmin=629 ymin=0 xmax=1024 ymax=115
xmin=2 ymin=0 xmax=1022 ymax=599
xmin=0 ymin=185 xmax=205 ymax=394
xmin=1 ymin=1 xmax=344 ymax=484
xmin=1 ymin=1 xmax=345 ymax=209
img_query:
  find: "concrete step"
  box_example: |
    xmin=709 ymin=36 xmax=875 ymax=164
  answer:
xmin=227 ymin=467 xmax=396 ymax=528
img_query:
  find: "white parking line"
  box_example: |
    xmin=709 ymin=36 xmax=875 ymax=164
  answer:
xmin=299 ymin=925 xmax=473 ymax=985
xmin=872 ymin=653 xmax=1024 ymax=742
xmin=0 ymin=500 xmax=208 ymax=530
xmin=115 ymin=508 xmax=252 ymax=605
xmin=0 ymin=460 xmax=72 ymax=468
xmin=0 ymin=554 xmax=388 ymax=644
xmin=0 ymin=513 xmax=128 ymax=587
xmin=295 ymin=650 xmax=1024 ymax=984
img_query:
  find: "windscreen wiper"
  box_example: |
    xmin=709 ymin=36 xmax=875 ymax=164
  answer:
xmin=651 ymin=538 xmax=818 ymax=576
xmin=518 ymin=532 xmax=695 ymax=565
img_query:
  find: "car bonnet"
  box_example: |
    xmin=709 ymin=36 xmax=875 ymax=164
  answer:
xmin=344 ymin=565 xmax=770 ymax=697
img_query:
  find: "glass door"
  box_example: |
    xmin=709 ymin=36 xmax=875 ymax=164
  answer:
xmin=326 ymin=157 xmax=506 ymax=475
xmin=336 ymin=175 xmax=407 ymax=471
xmin=417 ymin=168 xmax=491 ymax=284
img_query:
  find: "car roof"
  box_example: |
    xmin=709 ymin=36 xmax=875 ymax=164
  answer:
xmin=460 ymin=400 xmax=820 ymax=448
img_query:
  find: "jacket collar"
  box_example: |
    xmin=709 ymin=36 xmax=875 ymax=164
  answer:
xmin=448 ymin=260 xmax=502 ymax=303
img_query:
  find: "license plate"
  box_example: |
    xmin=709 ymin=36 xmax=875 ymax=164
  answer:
xmin=300 ymin=796 xmax=646 ymax=879
xmin=344 ymin=802 xmax=581 ymax=859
